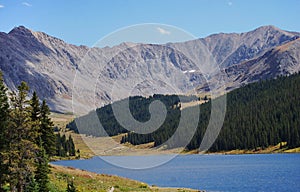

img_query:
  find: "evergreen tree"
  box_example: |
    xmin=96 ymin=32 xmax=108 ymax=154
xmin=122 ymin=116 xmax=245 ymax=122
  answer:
xmin=40 ymin=100 xmax=56 ymax=156
xmin=68 ymin=135 xmax=76 ymax=156
xmin=76 ymin=149 xmax=81 ymax=159
xmin=0 ymin=72 xmax=9 ymax=189
xmin=34 ymin=147 xmax=50 ymax=192
xmin=55 ymin=134 xmax=63 ymax=156
xmin=30 ymin=92 xmax=40 ymax=121
xmin=7 ymin=82 xmax=39 ymax=192
xmin=55 ymin=134 xmax=76 ymax=157
xmin=30 ymin=91 xmax=41 ymax=144
xmin=0 ymin=77 xmax=58 ymax=191
xmin=25 ymin=173 xmax=38 ymax=192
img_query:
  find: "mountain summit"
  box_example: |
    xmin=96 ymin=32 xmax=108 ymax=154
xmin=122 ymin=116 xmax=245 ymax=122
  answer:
xmin=0 ymin=26 xmax=299 ymax=113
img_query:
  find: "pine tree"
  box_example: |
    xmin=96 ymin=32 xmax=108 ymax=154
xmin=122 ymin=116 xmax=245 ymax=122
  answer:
xmin=55 ymin=134 xmax=62 ymax=156
xmin=76 ymin=149 xmax=81 ymax=159
xmin=68 ymin=135 xmax=76 ymax=156
xmin=30 ymin=92 xmax=40 ymax=121
xmin=34 ymin=147 xmax=50 ymax=192
xmin=25 ymin=173 xmax=38 ymax=192
xmin=0 ymin=78 xmax=58 ymax=191
xmin=40 ymin=100 xmax=56 ymax=156
xmin=61 ymin=134 xmax=67 ymax=156
xmin=7 ymin=82 xmax=39 ymax=192
xmin=30 ymin=91 xmax=41 ymax=144
xmin=0 ymin=72 xmax=9 ymax=189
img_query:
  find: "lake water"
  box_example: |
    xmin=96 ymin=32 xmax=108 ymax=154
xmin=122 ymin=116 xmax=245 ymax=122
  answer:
xmin=52 ymin=154 xmax=300 ymax=192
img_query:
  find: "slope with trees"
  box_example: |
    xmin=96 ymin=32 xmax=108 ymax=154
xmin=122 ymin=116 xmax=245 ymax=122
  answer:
xmin=67 ymin=73 xmax=300 ymax=152
xmin=0 ymin=71 xmax=76 ymax=191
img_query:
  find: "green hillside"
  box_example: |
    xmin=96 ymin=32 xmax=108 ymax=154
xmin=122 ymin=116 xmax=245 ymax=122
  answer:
xmin=67 ymin=73 xmax=300 ymax=152
xmin=201 ymin=73 xmax=300 ymax=151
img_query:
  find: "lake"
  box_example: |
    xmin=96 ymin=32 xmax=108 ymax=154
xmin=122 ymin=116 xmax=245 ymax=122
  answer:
xmin=52 ymin=154 xmax=300 ymax=192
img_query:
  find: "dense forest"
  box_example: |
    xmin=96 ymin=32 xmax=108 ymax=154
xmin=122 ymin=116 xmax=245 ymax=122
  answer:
xmin=67 ymin=94 xmax=198 ymax=148
xmin=203 ymin=73 xmax=300 ymax=151
xmin=0 ymin=72 xmax=76 ymax=192
xmin=67 ymin=73 xmax=300 ymax=152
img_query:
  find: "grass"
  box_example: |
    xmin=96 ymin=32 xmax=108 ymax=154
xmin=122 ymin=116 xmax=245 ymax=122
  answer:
xmin=50 ymin=112 xmax=185 ymax=157
xmin=50 ymin=112 xmax=74 ymax=132
xmin=204 ymin=142 xmax=300 ymax=155
xmin=49 ymin=165 xmax=200 ymax=192
xmin=284 ymin=147 xmax=300 ymax=153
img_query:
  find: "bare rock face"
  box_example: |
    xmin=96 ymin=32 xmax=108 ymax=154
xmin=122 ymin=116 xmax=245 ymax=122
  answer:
xmin=0 ymin=25 xmax=299 ymax=114
xmin=223 ymin=38 xmax=300 ymax=91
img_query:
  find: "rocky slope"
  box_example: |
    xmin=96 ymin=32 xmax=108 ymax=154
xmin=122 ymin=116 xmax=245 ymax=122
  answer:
xmin=0 ymin=25 xmax=299 ymax=114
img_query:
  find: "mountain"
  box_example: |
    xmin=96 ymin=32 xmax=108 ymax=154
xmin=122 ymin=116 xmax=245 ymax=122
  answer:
xmin=0 ymin=25 xmax=299 ymax=114
xmin=224 ymin=38 xmax=300 ymax=87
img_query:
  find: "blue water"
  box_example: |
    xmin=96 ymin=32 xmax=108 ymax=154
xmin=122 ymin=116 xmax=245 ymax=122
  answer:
xmin=52 ymin=154 xmax=300 ymax=192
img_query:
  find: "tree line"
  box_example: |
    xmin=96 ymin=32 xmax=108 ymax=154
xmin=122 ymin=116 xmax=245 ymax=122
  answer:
xmin=66 ymin=94 xmax=197 ymax=139
xmin=120 ymin=73 xmax=300 ymax=151
xmin=200 ymin=73 xmax=300 ymax=151
xmin=56 ymin=134 xmax=76 ymax=157
xmin=0 ymin=72 xmax=76 ymax=192
xmin=67 ymin=73 xmax=300 ymax=152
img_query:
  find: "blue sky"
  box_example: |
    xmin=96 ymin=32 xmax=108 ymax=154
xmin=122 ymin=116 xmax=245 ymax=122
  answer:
xmin=0 ymin=0 xmax=299 ymax=47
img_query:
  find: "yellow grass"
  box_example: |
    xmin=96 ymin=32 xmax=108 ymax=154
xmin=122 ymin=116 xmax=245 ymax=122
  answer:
xmin=284 ymin=147 xmax=300 ymax=153
xmin=49 ymin=165 xmax=200 ymax=192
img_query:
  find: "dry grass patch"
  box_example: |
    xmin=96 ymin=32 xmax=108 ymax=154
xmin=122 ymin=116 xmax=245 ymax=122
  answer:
xmin=49 ymin=165 xmax=200 ymax=192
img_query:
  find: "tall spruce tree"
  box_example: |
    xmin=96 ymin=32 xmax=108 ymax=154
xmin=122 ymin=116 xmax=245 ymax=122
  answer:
xmin=68 ymin=135 xmax=76 ymax=156
xmin=0 ymin=72 xmax=9 ymax=190
xmin=34 ymin=147 xmax=50 ymax=192
xmin=30 ymin=91 xmax=41 ymax=144
xmin=40 ymin=100 xmax=56 ymax=156
xmin=8 ymin=82 xmax=39 ymax=192
xmin=0 ymin=77 xmax=56 ymax=191
xmin=24 ymin=173 xmax=38 ymax=192
xmin=30 ymin=92 xmax=40 ymax=121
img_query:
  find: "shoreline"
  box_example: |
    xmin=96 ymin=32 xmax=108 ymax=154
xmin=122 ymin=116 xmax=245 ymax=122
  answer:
xmin=68 ymin=130 xmax=300 ymax=158
xmin=50 ymin=145 xmax=300 ymax=162
xmin=50 ymin=164 xmax=202 ymax=192
xmin=50 ymin=147 xmax=300 ymax=162
xmin=50 ymin=151 xmax=300 ymax=191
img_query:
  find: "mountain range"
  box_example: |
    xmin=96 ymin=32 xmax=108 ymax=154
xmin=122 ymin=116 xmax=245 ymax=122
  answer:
xmin=0 ymin=25 xmax=299 ymax=114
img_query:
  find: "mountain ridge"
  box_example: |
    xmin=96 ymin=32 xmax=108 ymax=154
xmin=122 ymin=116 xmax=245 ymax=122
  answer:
xmin=0 ymin=25 xmax=299 ymax=114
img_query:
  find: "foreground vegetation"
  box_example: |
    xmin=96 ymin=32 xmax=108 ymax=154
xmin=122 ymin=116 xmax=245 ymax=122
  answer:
xmin=0 ymin=72 xmax=77 ymax=191
xmin=0 ymin=72 xmax=57 ymax=191
xmin=49 ymin=165 xmax=200 ymax=192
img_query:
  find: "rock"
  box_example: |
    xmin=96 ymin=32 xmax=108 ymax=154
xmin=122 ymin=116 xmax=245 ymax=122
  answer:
xmin=0 ymin=25 xmax=299 ymax=114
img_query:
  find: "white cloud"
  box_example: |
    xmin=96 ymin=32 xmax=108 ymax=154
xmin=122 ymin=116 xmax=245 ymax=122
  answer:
xmin=228 ymin=1 xmax=233 ymax=6
xmin=157 ymin=27 xmax=171 ymax=35
xmin=22 ymin=2 xmax=32 ymax=7
xmin=0 ymin=4 xmax=4 ymax=8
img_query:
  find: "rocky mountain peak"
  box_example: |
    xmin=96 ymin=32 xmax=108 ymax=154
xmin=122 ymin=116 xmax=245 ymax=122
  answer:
xmin=252 ymin=25 xmax=299 ymax=36
xmin=8 ymin=25 xmax=36 ymax=40
xmin=1 ymin=25 xmax=300 ymax=113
